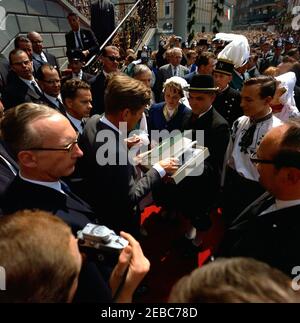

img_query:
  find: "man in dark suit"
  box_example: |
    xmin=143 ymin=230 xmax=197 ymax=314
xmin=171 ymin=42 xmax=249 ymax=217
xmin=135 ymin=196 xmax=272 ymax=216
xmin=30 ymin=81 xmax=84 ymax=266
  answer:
xmin=77 ymin=74 xmax=178 ymax=237
xmin=0 ymin=140 xmax=18 ymax=213
xmin=0 ymin=103 xmax=150 ymax=302
xmin=219 ymin=119 xmax=300 ymax=277
xmin=61 ymin=50 xmax=94 ymax=85
xmin=61 ymin=78 xmax=93 ymax=134
xmin=65 ymin=12 xmax=99 ymax=61
xmin=27 ymin=31 xmax=59 ymax=74
xmin=2 ymin=49 xmax=42 ymax=109
xmin=184 ymin=52 xmax=216 ymax=84
xmin=0 ymin=54 xmax=9 ymax=96
xmin=170 ymin=74 xmax=230 ymax=250
xmin=90 ymin=45 xmax=120 ymax=115
xmin=91 ymin=0 xmax=115 ymax=47
xmin=36 ymin=64 xmax=65 ymax=114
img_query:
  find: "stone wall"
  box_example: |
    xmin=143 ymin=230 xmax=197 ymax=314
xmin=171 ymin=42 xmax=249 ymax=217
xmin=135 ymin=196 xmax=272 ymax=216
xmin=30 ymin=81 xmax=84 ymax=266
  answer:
xmin=0 ymin=0 xmax=90 ymax=69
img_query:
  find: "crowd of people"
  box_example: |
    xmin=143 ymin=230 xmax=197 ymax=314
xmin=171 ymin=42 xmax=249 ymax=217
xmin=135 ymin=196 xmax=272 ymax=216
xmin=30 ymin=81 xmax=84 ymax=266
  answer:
xmin=1 ymin=10 xmax=300 ymax=303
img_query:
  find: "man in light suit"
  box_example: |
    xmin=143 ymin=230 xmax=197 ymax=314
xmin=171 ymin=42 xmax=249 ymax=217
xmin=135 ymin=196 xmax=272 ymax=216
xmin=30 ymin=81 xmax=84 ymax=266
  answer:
xmin=91 ymin=0 xmax=115 ymax=47
xmin=219 ymin=119 xmax=300 ymax=277
xmin=154 ymin=47 xmax=189 ymax=102
xmin=65 ymin=12 xmax=99 ymax=61
xmin=77 ymin=74 xmax=178 ymax=237
xmin=27 ymin=31 xmax=59 ymax=75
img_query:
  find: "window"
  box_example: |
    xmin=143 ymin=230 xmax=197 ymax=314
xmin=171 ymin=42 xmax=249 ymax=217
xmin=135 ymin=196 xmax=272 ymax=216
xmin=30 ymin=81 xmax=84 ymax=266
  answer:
xmin=164 ymin=0 xmax=171 ymax=18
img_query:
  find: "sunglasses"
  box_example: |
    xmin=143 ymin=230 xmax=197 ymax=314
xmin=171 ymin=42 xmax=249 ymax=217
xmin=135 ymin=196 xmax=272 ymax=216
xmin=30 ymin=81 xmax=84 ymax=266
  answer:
xmin=104 ymin=55 xmax=122 ymax=62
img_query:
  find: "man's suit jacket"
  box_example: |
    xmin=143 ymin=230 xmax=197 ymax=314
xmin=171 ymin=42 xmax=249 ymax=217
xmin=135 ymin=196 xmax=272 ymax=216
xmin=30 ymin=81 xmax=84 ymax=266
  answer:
xmin=2 ymin=71 xmax=42 ymax=109
xmin=0 ymin=141 xmax=18 ymax=213
xmin=0 ymin=55 xmax=9 ymax=96
xmin=2 ymin=175 xmax=97 ymax=234
xmin=90 ymin=71 xmax=107 ymax=115
xmin=61 ymin=72 xmax=94 ymax=86
xmin=65 ymin=28 xmax=99 ymax=60
xmin=148 ymin=102 xmax=191 ymax=133
xmin=76 ymin=115 xmax=162 ymax=236
xmin=184 ymin=71 xmax=197 ymax=84
xmin=218 ymin=193 xmax=300 ymax=277
xmin=91 ymin=0 xmax=115 ymax=47
xmin=39 ymin=94 xmax=66 ymax=115
xmin=1 ymin=175 xmax=114 ymax=302
xmin=32 ymin=51 xmax=59 ymax=75
xmin=154 ymin=64 xmax=189 ymax=102
xmin=212 ymin=86 xmax=243 ymax=127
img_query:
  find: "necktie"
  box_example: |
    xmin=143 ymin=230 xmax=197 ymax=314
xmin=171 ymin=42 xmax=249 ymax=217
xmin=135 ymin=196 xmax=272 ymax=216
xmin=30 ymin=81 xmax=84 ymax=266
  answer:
xmin=40 ymin=54 xmax=46 ymax=63
xmin=31 ymin=81 xmax=42 ymax=97
xmin=60 ymin=181 xmax=71 ymax=195
xmin=173 ymin=67 xmax=177 ymax=76
xmin=75 ymin=31 xmax=83 ymax=49
xmin=239 ymin=113 xmax=273 ymax=153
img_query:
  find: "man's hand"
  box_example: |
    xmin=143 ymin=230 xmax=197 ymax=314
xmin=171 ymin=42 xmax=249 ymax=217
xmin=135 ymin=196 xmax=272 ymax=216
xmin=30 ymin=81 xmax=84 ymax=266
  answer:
xmin=159 ymin=157 xmax=179 ymax=175
xmin=109 ymin=232 xmax=150 ymax=303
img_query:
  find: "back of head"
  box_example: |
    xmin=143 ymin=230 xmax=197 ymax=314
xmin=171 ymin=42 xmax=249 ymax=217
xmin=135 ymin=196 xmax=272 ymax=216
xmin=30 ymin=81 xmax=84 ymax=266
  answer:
xmin=169 ymin=258 xmax=298 ymax=303
xmin=0 ymin=103 xmax=60 ymax=159
xmin=104 ymin=73 xmax=151 ymax=115
xmin=0 ymin=210 xmax=80 ymax=303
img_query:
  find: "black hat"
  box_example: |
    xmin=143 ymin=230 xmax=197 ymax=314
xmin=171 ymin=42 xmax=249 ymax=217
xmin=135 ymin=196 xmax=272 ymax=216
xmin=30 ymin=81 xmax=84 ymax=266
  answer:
xmin=188 ymin=74 xmax=219 ymax=92
xmin=214 ymin=58 xmax=234 ymax=76
xmin=68 ymin=49 xmax=85 ymax=62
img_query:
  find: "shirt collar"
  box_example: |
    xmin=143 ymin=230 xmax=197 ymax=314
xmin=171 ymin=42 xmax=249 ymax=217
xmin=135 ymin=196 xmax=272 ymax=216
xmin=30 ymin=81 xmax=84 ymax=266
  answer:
xmin=197 ymin=105 xmax=213 ymax=119
xmin=44 ymin=93 xmax=62 ymax=106
xmin=32 ymin=52 xmax=46 ymax=61
xmin=66 ymin=112 xmax=83 ymax=134
xmin=275 ymin=199 xmax=300 ymax=211
xmin=19 ymin=172 xmax=65 ymax=194
xmin=100 ymin=115 xmax=122 ymax=134
xmin=72 ymin=70 xmax=83 ymax=79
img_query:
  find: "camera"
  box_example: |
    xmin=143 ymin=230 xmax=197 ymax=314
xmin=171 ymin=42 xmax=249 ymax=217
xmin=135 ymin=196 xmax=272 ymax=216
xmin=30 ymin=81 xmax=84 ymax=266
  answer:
xmin=77 ymin=223 xmax=129 ymax=253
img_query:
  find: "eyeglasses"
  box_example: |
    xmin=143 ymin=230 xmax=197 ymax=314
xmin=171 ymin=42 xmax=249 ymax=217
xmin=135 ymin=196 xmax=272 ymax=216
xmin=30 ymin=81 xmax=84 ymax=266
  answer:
xmin=28 ymin=134 xmax=79 ymax=153
xmin=104 ymin=55 xmax=122 ymax=62
xmin=250 ymin=152 xmax=275 ymax=165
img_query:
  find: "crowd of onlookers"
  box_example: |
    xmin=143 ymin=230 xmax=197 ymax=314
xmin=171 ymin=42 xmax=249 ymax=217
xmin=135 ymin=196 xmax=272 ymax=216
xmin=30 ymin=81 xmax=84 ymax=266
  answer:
xmin=1 ymin=9 xmax=300 ymax=303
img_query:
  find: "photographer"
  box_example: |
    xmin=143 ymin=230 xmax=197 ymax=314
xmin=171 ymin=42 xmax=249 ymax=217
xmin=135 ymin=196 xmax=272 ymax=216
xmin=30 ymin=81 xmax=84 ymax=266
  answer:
xmin=0 ymin=210 xmax=150 ymax=303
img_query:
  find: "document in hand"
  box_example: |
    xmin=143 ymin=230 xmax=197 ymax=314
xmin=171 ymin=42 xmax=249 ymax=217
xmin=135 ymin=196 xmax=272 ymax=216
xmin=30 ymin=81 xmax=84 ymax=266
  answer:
xmin=135 ymin=132 xmax=210 ymax=184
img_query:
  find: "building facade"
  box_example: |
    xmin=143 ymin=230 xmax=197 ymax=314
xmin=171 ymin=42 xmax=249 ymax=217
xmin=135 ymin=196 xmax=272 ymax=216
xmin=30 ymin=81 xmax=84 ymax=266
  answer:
xmin=157 ymin=0 xmax=236 ymax=37
xmin=232 ymin=0 xmax=288 ymax=31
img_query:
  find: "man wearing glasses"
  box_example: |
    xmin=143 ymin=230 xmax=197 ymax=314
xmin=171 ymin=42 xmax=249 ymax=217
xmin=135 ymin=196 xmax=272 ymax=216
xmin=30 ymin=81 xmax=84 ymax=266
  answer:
xmin=90 ymin=45 xmax=121 ymax=115
xmin=0 ymin=103 xmax=150 ymax=302
xmin=219 ymin=120 xmax=300 ymax=277
xmin=36 ymin=64 xmax=65 ymax=114
xmin=2 ymin=49 xmax=42 ymax=109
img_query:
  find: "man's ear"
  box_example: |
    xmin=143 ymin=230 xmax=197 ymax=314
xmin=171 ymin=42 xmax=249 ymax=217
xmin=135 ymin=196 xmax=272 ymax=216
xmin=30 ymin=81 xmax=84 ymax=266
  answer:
xmin=120 ymin=108 xmax=130 ymax=121
xmin=18 ymin=151 xmax=38 ymax=168
xmin=264 ymin=95 xmax=273 ymax=106
xmin=287 ymin=168 xmax=300 ymax=185
xmin=65 ymin=98 xmax=73 ymax=110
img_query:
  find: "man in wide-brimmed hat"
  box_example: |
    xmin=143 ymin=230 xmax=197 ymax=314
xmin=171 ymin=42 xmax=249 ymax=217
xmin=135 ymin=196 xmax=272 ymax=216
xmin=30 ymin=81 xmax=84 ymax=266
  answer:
xmin=174 ymin=74 xmax=230 ymax=254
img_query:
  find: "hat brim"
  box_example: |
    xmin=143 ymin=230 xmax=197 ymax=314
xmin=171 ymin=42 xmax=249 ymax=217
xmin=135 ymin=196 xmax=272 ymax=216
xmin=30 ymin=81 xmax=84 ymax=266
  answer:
xmin=188 ymin=87 xmax=219 ymax=92
xmin=213 ymin=69 xmax=232 ymax=76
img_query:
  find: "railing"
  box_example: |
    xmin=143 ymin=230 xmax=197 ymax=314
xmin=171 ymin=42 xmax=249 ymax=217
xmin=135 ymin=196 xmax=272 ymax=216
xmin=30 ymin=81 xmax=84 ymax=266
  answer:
xmin=82 ymin=0 xmax=157 ymax=74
